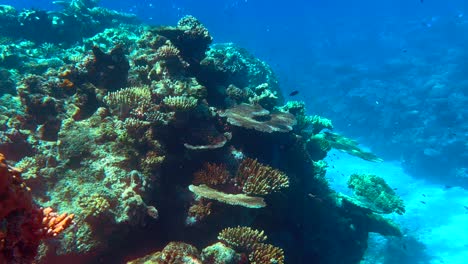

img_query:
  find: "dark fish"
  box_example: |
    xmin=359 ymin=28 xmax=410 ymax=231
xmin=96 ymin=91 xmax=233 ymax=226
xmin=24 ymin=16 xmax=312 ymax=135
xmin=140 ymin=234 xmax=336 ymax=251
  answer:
xmin=393 ymin=188 xmax=398 ymax=190
xmin=445 ymin=185 xmax=453 ymax=189
xmin=420 ymin=201 xmax=426 ymax=204
xmin=464 ymin=205 xmax=468 ymax=210
xmin=422 ymin=194 xmax=426 ymax=197
xmin=289 ymin=90 xmax=299 ymax=96
xmin=402 ymin=49 xmax=408 ymax=53
xmin=420 ymin=0 xmax=424 ymax=3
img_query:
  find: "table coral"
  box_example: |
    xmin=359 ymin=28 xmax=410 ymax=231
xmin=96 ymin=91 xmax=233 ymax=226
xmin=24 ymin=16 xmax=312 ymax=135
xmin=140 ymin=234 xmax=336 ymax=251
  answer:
xmin=220 ymin=103 xmax=296 ymax=133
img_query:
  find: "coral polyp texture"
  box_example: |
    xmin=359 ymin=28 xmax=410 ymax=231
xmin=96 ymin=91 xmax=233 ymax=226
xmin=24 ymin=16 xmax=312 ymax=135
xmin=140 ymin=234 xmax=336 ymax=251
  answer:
xmin=237 ymin=158 xmax=289 ymax=196
xmin=0 ymin=3 xmax=402 ymax=263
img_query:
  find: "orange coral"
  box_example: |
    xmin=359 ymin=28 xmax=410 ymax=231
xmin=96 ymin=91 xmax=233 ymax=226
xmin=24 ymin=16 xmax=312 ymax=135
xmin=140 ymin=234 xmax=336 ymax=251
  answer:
xmin=218 ymin=226 xmax=267 ymax=252
xmin=249 ymin=243 xmax=285 ymax=264
xmin=193 ymin=162 xmax=230 ymax=186
xmin=40 ymin=207 xmax=75 ymax=237
xmin=0 ymin=153 xmax=74 ymax=263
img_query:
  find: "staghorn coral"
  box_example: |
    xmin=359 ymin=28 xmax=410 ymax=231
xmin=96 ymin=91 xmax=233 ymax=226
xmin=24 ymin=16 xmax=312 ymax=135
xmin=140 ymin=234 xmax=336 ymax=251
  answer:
xmin=186 ymin=199 xmax=212 ymax=226
xmin=217 ymin=226 xmax=267 ymax=252
xmin=189 ymin=184 xmax=266 ymax=208
xmin=348 ymin=173 xmax=405 ymax=215
xmin=237 ymin=158 xmax=289 ymax=196
xmin=104 ymin=85 xmax=152 ymax=115
xmin=163 ymin=95 xmax=198 ymax=111
xmin=193 ymin=162 xmax=230 ymax=186
xmin=220 ymin=103 xmax=296 ymax=133
xmin=249 ymin=243 xmax=285 ymax=264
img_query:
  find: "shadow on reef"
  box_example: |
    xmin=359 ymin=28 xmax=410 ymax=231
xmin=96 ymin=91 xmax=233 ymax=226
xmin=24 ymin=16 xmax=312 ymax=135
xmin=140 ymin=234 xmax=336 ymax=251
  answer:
xmin=0 ymin=2 xmax=408 ymax=263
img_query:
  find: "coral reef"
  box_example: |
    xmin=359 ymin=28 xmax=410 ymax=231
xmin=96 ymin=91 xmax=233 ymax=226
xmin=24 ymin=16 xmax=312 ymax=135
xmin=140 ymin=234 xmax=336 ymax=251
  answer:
xmin=0 ymin=153 xmax=73 ymax=263
xmin=0 ymin=4 xmax=405 ymax=263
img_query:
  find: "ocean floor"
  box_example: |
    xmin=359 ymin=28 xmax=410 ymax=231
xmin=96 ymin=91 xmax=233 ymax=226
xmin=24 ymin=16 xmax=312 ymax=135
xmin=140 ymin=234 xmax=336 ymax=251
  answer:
xmin=325 ymin=149 xmax=468 ymax=264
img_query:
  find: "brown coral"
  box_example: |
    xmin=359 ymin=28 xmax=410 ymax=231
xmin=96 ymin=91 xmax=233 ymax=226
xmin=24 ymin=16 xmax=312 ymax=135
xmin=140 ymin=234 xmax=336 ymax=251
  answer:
xmin=249 ymin=243 xmax=285 ymax=264
xmin=193 ymin=163 xmax=230 ymax=186
xmin=218 ymin=226 xmax=267 ymax=252
xmin=236 ymin=158 xmax=289 ymax=196
xmin=220 ymin=103 xmax=296 ymax=133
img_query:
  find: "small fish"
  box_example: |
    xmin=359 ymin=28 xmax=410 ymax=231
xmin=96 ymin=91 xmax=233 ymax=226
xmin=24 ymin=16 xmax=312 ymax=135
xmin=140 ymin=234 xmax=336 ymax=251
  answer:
xmin=289 ymin=90 xmax=299 ymax=96
xmin=393 ymin=188 xmax=398 ymax=190
xmin=422 ymin=194 xmax=426 ymax=197
xmin=445 ymin=185 xmax=453 ymax=189
xmin=420 ymin=0 xmax=424 ymax=3
xmin=420 ymin=201 xmax=426 ymax=204
xmin=464 ymin=205 xmax=468 ymax=210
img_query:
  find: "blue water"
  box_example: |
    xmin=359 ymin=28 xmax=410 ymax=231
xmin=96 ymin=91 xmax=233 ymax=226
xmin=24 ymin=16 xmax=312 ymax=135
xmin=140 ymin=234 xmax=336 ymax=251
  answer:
xmin=3 ymin=0 xmax=468 ymax=263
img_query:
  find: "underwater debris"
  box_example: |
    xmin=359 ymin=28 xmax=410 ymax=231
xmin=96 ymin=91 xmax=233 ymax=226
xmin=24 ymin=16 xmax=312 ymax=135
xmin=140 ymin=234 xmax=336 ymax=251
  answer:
xmin=189 ymin=184 xmax=266 ymax=208
xmin=218 ymin=226 xmax=268 ymax=251
xmin=236 ymin=158 xmax=289 ymax=196
xmin=220 ymin=103 xmax=296 ymax=133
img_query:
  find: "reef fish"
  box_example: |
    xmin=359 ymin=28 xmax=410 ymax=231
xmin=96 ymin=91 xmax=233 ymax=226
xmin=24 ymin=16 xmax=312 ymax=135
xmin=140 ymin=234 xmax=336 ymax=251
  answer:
xmin=289 ymin=90 xmax=299 ymax=96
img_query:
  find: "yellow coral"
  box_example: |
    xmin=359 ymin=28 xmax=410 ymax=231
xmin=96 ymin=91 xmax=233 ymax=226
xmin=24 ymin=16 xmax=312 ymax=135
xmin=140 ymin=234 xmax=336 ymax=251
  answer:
xmin=249 ymin=243 xmax=285 ymax=264
xmin=237 ymin=158 xmax=289 ymax=196
xmin=104 ymin=85 xmax=152 ymax=111
xmin=78 ymin=193 xmax=111 ymax=217
xmin=163 ymin=95 xmax=198 ymax=111
xmin=218 ymin=226 xmax=267 ymax=252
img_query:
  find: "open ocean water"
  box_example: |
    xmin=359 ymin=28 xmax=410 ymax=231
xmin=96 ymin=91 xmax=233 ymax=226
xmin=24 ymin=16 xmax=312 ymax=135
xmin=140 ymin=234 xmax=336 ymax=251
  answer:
xmin=0 ymin=0 xmax=467 ymax=263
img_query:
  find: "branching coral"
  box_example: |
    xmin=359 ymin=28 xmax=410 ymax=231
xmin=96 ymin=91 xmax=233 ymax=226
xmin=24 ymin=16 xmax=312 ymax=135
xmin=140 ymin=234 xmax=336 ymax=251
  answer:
xmin=104 ymin=85 xmax=152 ymax=115
xmin=193 ymin=162 xmax=230 ymax=186
xmin=218 ymin=226 xmax=267 ymax=251
xmin=163 ymin=95 xmax=198 ymax=111
xmin=249 ymin=243 xmax=285 ymax=264
xmin=236 ymin=158 xmax=289 ymax=196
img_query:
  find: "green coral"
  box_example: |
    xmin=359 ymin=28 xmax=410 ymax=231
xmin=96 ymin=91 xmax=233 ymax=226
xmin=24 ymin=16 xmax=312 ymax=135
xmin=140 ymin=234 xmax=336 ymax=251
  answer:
xmin=306 ymin=134 xmax=332 ymax=161
xmin=347 ymin=173 xmax=405 ymax=215
xmin=278 ymin=101 xmax=332 ymax=133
